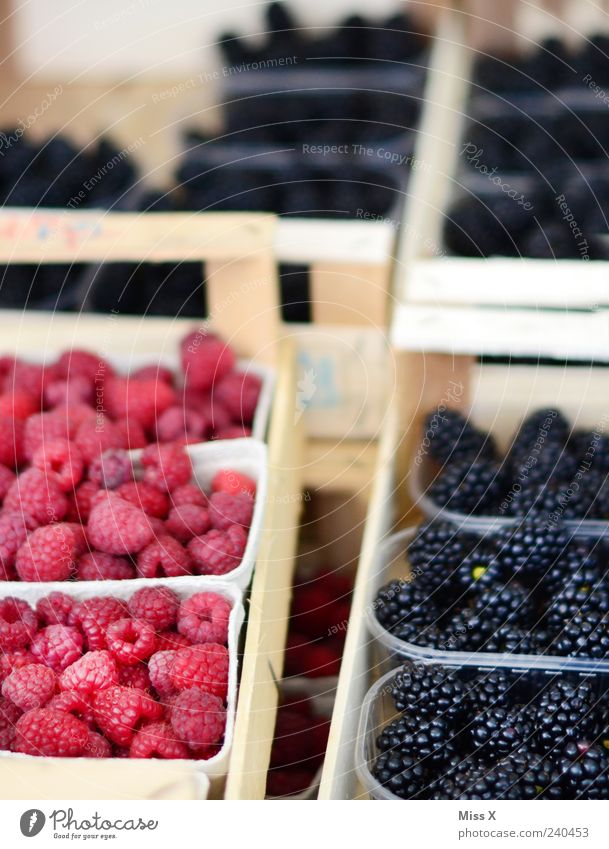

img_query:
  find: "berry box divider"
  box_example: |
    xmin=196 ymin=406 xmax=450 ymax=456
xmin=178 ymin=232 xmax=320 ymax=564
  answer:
xmin=0 ymin=578 xmax=243 ymax=797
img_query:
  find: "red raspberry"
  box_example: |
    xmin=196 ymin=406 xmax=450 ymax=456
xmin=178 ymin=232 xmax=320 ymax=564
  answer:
xmin=211 ymin=469 xmax=257 ymax=498
xmin=0 ymin=598 xmax=37 ymax=649
xmin=156 ymin=406 xmax=208 ymax=444
xmin=141 ymin=442 xmax=192 ymax=493
xmin=155 ymin=632 xmax=191 ymax=653
xmin=50 ymin=404 xmax=96 ymax=439
xmin=190 ymin=392 xmax=231 ymax=432
xmin=114 ymin=418 xmax=147 ymax=451
xmin=88 ymin=449 xmax=132 ymax=490
xmin=0 ymin=463 xmax=16 ymax=499
xmin=77 ymin=552 xmax=134 ymax=581
xmin=214 ymin=425 xmax=251 ymax=439
xmin=128 ymin=587 xmax=179 ymax=631
xmin=177 ymin=593 xmax=231 ymax=645
xmin=44 ymin=376 xmax=93 ymax=408
xmin=15 ymin=523 xmax=77 ymax=581
xmin=32 ymin=438 xmax=84 ymax=492
xmin=170 ymin=644 xmax=229 ymax=699
xmin=180 ymin=331 xmax=235 ymax=392
xmin=0 ymin=511 xmax=30 ymax=577
xmin=67 ymin=480 xmax=100 ymax=523
xmin=208 ymin=492 xmax=254 ymax=531
xmin=187 ymin=525 xmax=247 ymax=576
xmin=215 ymin=370 xmax=262 ymax=424
xmin=136 ymin=535 xmax=192 ymax=578
xmin=60 ymin=650 xmax=118 ymax=694
xmin=63 ymin=523 xmax=88 ymax=556
xmin=36 ymin=592 xmax=75 ymax=626
xmin=106 ymin=618 xmax=157 ymax=666
xmin=165 ymin=504 xmax=210 ymax=542
xmin=87 ymin=492 xmax=154 ymax=555
xmin=14 ymin=707 xmax=89 ymax=756
xmin=73 ymin=597 xmax=128 ymax=651
xmin=93 ymin=685 xmax=162 ymax=747
xmin=129 ymin=720 xmax=189 ymax=758
xmin=75 ymin=416 xmax=123 ymax=465
xmin=170 ymin=687 xmax=225 ymax=751
xmin=84 ymin=730 xmax=112 ymax=758
xmin=105 ymin=377 xmax=177 ymax=431
xmin=30 ymin=625 xmax=83 ymax=672
xmin=0 ymin=414 xmax=25 ymax=468
xmin=7 ymin=359 xmax=45 ymax=396
xmin=0 ymin=390 xmax=37 ymax=421
xmin=148 ymin=651 xmax=177 ymax=698
xmin=5 ymin=468 xmax=68 ymax=526
xmin=23 ymin=412 xmax=67 ymax=462
xmin=57 ymin=349 xmax=114 ymax=383
xmin=171 ymin=483 xmax=208 ymax=508
xmin=132 ymin=365 xmax=175 ymax=385
xmin=47 ymin=690 xmax=95 ymax=727
xmin=116 ymin=481 xmax=169 ymax=519
xmin=0 ymin=695 xmax=22 ymax=749
xmin=0 ymin=650 xmax=35 ymax=683
xmin=2 ymin=664 xmax=56 ymax=711
xmin=118 ymin=664 xmax=151 ymax=691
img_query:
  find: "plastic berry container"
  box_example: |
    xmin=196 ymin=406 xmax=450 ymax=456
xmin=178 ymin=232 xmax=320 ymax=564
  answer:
xmin=364 ymin=526 xmax=609 ymax=673
xmin=355 ymin=656 xmax=609 ymax=800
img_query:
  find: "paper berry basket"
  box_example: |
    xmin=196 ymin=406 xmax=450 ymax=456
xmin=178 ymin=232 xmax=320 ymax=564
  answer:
xmin=0 ymin=577 xmax=244 ymax=791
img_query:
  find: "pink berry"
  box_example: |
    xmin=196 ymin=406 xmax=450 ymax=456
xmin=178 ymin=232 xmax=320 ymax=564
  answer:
xmin=171 ymin=483 xmax=208 ymax=508
xmin=87 ymin=492 xmax=154 ymax=555
xmin=93 ymin=685 xmax=162 ymax=747
xmin=170 ymin=644 xmax=229 ymax=699
xmin=36 ymin=592 xmax=75 ymax=626
xmin=116 ymin=481 xmax=169 ymax=518
xmin=177 ymin=592 xmax=231 ymax=645
xmin=180 ymin=331 xmax=235 ymax=392
xmin=136 ymin=535 xmax=192 ymax=578
xmin=0 ymin=598 xmax=37 ymax=649
xmin=187 ymin=525 xmax=247 ymax=576
xmin=88 ymin=449 xmax=132 ymax=490
xmin=5 ymin=467 xmax=68 ymax=526
xmin=106 ymin=618 xmax=157 ymax=666
xmin=60 ymin=650 xmax=118 ymax=695
xmin=15 ymin=523 xmax=77 ymax=582
xmin=77 ymin=552 xmax=135 ymax=581
xmin=165 ymin=504 xmax=210 ymax=542
xmin=211 ymin=469 xmax=257 ymax=498
xmin=128 ymin=587 xmax=179 ymax=632
xmin=2 ymin=664 xmax=56 ymax=711
xmin=170 ymin=687 xmax=225 ymax=751
xmin=214 ymin=370 xmax=262 ymax=425
xmin=148 ymin=651 xmax=177 ymax=699
xmin=30 ymin=625 xmax=83 ymax=672
xmin=141 ymin=442 xmax=192 ymax=493
xmin=208 ymin=492 xmax=254 ymax=531
xmin=130 ymin=720 xmax=189 ymax=758
xmin=14 ymin=708 xmax=89 ymax=757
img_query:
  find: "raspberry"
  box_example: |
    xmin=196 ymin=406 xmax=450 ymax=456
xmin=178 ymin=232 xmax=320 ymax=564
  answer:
xmin=156 ymin=406 xmax=208 ymax=444
xmin=136 ymin=535 xmax=192 ymax=578
xmin=23 ymin=413 xmax=67 ymax=462
xmin=155 ymin=632 xmax=191 ymax=652
xmin=0 ymin=463 xmax=16 ymax=499
xmin=6 ymin=360 xmax=45 ymax=397
xmin=31 ymin=438 xmax=84 ymax=493
xmin=30 ymin=625 xmax=83 ymax=672
xmin=190 ymin=393 xmax=231 ymax=432
xmin=0 ymin=695 xmax=22 ymax=749
xmin=73 ymin=597 xmax=129 ymax=651
xmin=84 ymin=730 xmax=112 ymax=758
xmin=166 ymin=504 xmax=210 ymax=542
xmin=211 ymin=469 xmax=257 ymax=498
xmin=115 ymin=418 xmax=148 ymax=451
xmin=5 ymin=468 xmax=68 ymax=526
xmin=105 ymin=377 xmax=177 ymax=431
xmin=57 ymin=349 xmax=114 ymax=383
xmin=63 ymin=523 xmax=88 ymax=556
xmin=187 ymin=525 xmax=247 ymax=576
xmin=170 ymin=644 xmax=229 ymax=699
xmin=0 ymin=598 xmax=37 ymax=649
xmin=116 ymin=481 xmax=169 ymax=518
xmin=132 ymin=365 xmax=175 ymax=385
xmin=180 ymin=331 xmax=235 ymax=392
xmin=93 ymin=685 xmax=162 ymax=747
xmin=51 ymin=404 xmax=95 ymax=439
xmin=88 ymin=449 xmax=132 ymax=490
xmin=0 ymin=511 xmax=30 ymax=577
xmin=68 ymin=481 xmax=99 ymax=523
xmin=118 ymin=664 xmax=151 ymax=691
xmin=106 ymin=618 xmax=157 ymax=665
xmin=0 ymin=414 xmax=25 ymax=468
xmin=77 ymin=551 xmax=135 ymax=581
xmin=208 ymin=492 xmax=254 ymax=531
xmin=0 ymin=390 xmax=37 ymax=421
xmin=215 ymin=370 xmax=262 ymax=424
xmin=0 ymin=650 xmax=35 ymax=683
xmin=148 ymin=651 xmax=177 ymax=698
xmin=14 ymin=708 xmax=89 ymax=756
xmin=2 ymin=664 xmax=56 ymax=711
xmin=36 ymin=592 xmax=75 ymax=627
xmin=170 ymin=688 xmax=225 ymax=751
xmin=177 ymin=592 xmax=231 ymax=645
xmin=47 ymin=690 xmax=95 ymax=727
xmin=128 ymin=587 xmax=179 ymax=631
xmin=213 ymin=425 xmax=251 ymax=439
xmin=75 ymin=416 xmax=123 ymax=465
xmin=130 ymin=720 xmax=189 ymax=759
xmin=141 ymin=442 xmax=192 ymax=493
xmin=87 ymin=492 xmax=154 ymax=555
xmin=171 ymin=484 xmax=208 ymax=508
xmin=60 ymin=650 xmax=118 ymax=694
xmin=44 ymin=376 xmax=92 ymax=408
xmin=15 ymin=523 xmax=77 ymax=581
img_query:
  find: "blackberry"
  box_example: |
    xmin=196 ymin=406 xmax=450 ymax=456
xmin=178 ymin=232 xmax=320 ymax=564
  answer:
xmin=571 ymin=431 xmax=609 ymax=476
xmin=472 ymin=581 xmax=535 ymax=631
xmin=429 ymin=460 xmax=505 ymax=515
xmin=392 ymin=621 xmax=447 ymax=651
xmin=408 ymin=522 xmax=480 ymax=593
xmin=544 ymin=584 xmax=609 ymax=636
xmin=483 ymin=625 xmax=546 ymax=655
xmin=469 ymin=706 xmax=533 ymax=761
xmin=543 ymin=542 xmax=604 ymax=597
xmin=553 ymin=611 xmax=609 ymax=659
xmin=440 ymin=760 xmax=523 ymax=800
xmin=454 ymin=549 xmax=506 ymax=594
xmin=442 ymin=610 xmax=491 ymax=652
xmin=390 ymin=664 xmax=468 ymax=723
xmin=506 ymin=747 xmax=562 ymax=799
xmin=427 ymin=753 xmax=475 ymax=799
xmin=557 ymin=741 xmax=609 ymax=799
xmin=534 ymin=679 xmax=597 ymax=753
xmin=373 ymin=579 xmax=439 ymax=634
xmin=509 ymin=409 xmax=570 ymax=465
xmin=376 ymin=714 xmax=456 ymax=768
xmin=423 ymin=409 xmax=496 ymax=466
xmin=494 ymin=521 xmax=571 ymax=586
xmin=467 ymin=670 xmax=514 ymax=712
xmin=372 ymin=751 xmax=427 ymax=799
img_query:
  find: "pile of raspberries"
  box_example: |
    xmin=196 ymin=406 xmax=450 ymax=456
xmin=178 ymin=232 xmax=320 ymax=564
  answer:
xmin=0 ymin=587 xmax=232 ymax=759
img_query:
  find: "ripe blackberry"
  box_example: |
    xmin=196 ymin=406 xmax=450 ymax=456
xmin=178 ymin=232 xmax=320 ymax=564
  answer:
xmin=429 ymin=460 xmax=505 ymax=516
xmin=471 ymin=581 xmax=535 ymax=631
xmin=427 ymin=753 xmax=475 ymax=799
xmin=372 ymin=751 xmax=427 ymax=799
xmin=373 ymin=579 xmax=439 ymax=634
xmin=544 ymin=543 xmax=604 ymax=597
xmin=423 ymin=409 xmax=497 ymax=466
xmin=441 ymin=761 xmax=523 ymax=800
xmin=544 ymin=584 xmax=609 ymax=636
xmin=408 ymin=521 xmax=480 ymax=594
xmin=390 ymin=664 xmax=468 ymax=724
xmin=482 ymin=625 xmax=546 ymax=655
xmin=494 ymin=521 xmax=571 ymax=586
xmin=469 ymin=706 xmax=533 ymax=761
xmin=508 ymin=409 xmax=570 ymax=468
xmin=553 ymin=611 xmax=609 ymax=659
xmin=534 ymin=678 xmax=596 ymax=753
xmin=392 ymin=621 xmax=447 ymax=651
xmin=376 ymin=714 xmax=455 ymax=768
xmin=467 ymin=670 xmax=514 ymax=712
xmin=506 ymin=747 xmax=562 ymax=799
xmin=571 ymin=431 xmax=609 ymax=476
xmin=454 ymin=550 xmax=505 ymax=594
xmin=557 ymin=741 xmax=609 ymax=799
